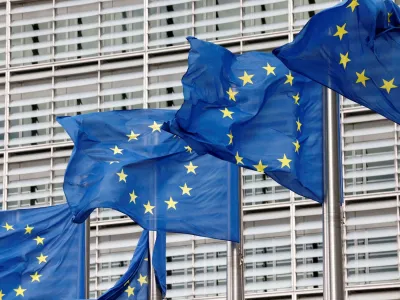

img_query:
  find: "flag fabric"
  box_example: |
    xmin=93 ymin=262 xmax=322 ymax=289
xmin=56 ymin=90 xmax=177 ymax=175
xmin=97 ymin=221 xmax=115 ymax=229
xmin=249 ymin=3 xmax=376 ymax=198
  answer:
xmin=99 ymin=230 xmax=150 ymax=300
xmin=57 ymin=109 xmax=240 ymax=242
xmin=0 ymin=204 xmax=85 ymax=300
xmin=163 ymin=37 xmax=324 ymax=203
xmin=152 ymin=231 xmax=166 ymax=295
xmin=273 ymin=0 xmax=400 ymax=124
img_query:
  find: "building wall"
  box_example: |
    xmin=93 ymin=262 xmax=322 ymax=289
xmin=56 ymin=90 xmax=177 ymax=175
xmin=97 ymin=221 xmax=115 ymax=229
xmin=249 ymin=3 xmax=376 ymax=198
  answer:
xmin=0 ymin=0 xmax=399 ymax=299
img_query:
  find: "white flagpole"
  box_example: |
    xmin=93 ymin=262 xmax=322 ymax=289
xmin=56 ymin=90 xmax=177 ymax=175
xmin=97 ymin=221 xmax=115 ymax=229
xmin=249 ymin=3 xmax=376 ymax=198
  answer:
xmin=323 ymin=87 xmax=344 ymax=300
xmin=85 ymin=218 xmax=90 ymax=299
xmin=149 ymin=231 xmax=162 ymax=300
xmin=227 ymin=168 xmax=244 ymax=299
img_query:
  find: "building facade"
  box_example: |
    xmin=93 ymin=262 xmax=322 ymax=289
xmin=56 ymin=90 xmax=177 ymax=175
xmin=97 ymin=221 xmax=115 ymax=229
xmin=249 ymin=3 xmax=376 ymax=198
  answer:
xmin=0 ymin=0 xmax=399 ymax=299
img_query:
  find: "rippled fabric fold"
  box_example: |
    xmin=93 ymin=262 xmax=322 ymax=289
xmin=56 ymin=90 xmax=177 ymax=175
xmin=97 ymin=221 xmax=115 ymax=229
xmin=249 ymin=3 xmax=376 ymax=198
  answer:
xmin=0 ymin=204 xmax=85 ymax=300
xmin=58 ymin=109 xmax=240 ymax=242
xmin=274 ymin=0 xmax=400 ymax=124
xmin=163 ymin=37 xmax=324 ymax=203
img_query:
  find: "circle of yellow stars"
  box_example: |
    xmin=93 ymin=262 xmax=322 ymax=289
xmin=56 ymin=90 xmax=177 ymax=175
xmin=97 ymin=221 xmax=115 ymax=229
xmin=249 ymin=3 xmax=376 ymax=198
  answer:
xmin=1 ymin=223 xmax=49 ymax=297
xmin=223 ymin=62 xmax=303 ymax=173
xmin=337 ymin=2 xmax=398 ymax=94
xmin=112 ymin=120 xmax=205 ymax=220
xmin=115 ymin=124 xmax=203 ymax=216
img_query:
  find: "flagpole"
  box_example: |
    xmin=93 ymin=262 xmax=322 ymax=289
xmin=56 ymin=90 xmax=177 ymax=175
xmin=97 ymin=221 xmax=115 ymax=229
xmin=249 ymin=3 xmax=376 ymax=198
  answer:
xmin=227 ymin=167 xmax=244 ymax=300
xmin=149 ymin=231 xmax=162 ymax=300
xmin=323 ymin=87 xmax=344 ymax=300
xmin=85 ymin=218 xmax=90 ymax=299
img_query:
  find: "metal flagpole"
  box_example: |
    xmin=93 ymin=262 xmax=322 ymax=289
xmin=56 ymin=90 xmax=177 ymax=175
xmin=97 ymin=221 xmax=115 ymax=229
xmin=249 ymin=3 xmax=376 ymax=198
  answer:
xmin=85 ymin=218 xmax=90 ymax=299
xmin=227 ymin=168 xmax=244 ymax=300
xmin=149 ymin=231 xmax=162 ymax=300
xmin=322 ymin=87 xmax=344 ymax=300
xmin=323 ymin=198 xmax=330 ymax=297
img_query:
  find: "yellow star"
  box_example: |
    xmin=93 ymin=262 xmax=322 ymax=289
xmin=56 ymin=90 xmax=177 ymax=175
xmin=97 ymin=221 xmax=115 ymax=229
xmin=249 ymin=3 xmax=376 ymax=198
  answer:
xmin=125 ymin=285 xmax=135 ymax=297
xmin=165 ymin=197 xmax=178 ymax=210
xmin=116 ymin=169 xmax=128 ymax=183
xmin=180 ymin=183 xmax=192 ymax=196
xmin=137 ymin=274 xmax=148 ymax=286
xmin=184 ymin=145 xmax=192 ymax=153
xmin=127 ymin=130 xmax=140 ymax=141
xmin=388 ymin=12 xmax=393 ymax=23
xmin=278 ymin=154 xmax=292 ymax=168
xmin=296 ymin=118 xmax=302 ymax=132
xmin=227 ymin=131 xmax=234 ymax=145
xmin=293 ymin=140 xmax=301 ymax=153
xmin=0 ymin=290 xmax=4 ymax=300
xmin=238 ymin=71 xmax=254 ymax=86
xmin=235 ymin=152 xmax=244 ymax=165
xmin=292 ymin=93 xmax=300 ymax=105
xmin=220 ymin=107 xmax=234 ymax=119
xmin=37 ymin=253 xmax=48 ymax=264
xmin=30 ymin=272 xmax=42 ymax=283
xmin=253 ymin=160 xmax=267 ymax=173
xmin=34 ymin=236 xmax=45 ymax=245
xmin=339 ymin=52 xmax=351 ymax=69
xmin=184 ymin=161 xmax=198 ymax=174
xmin=144 ymin=257 xmax=148 ymax=261
xmin=380 ymin=78 xmax=397 ymax=94
xmin=24 ymin=225 xmax=34 ymax=234
xmin=149 ymin=121 xmax=162 ymax=133
xmin=347 ymin=0 xmax=359 ymax=12
xmin=110 ymin=145 xmax=123 ymax=155
xmin=356 ymin=70 xmax=370 ymax=87
xmin=284 ymin=72 xmax=294 ymax=86
xmin=334 ymin=23 xmax=348 ymax=40
xmin=14 ymin=286 xmax=26 ymax=297
xmin=263 ymin=63 xmax=276 ymax=76
xmin=226 ymin=88 xmax=238 ymax=101
xmin=2 ymin=222 xmax=14 ymax=231
xmin=143 ymin=201 xmax=155 ymax=215
xmin=129 ymin=190 xmax=138 ymax=204
xmin=138 ymin=274 xmax=147 ymax=286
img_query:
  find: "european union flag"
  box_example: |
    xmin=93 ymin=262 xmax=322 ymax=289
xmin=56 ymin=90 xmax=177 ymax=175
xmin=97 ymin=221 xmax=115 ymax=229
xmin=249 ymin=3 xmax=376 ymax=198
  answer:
xmin=57 ymin=109 xmax=240 ymax=242
xmin=99 ymin=230 xmax=167 ymax=299
xmin=274 ymin=0 xmax=400 ymax=124
xmin=99 ymin=230 xmax=150 ymax=300
xmin=163 ymin=37 xmax=324 ymax=202
xmin=0 ymin=204 xmax=85 ymax=300
xmin=151 ymin=231 xmax=167 ymax=295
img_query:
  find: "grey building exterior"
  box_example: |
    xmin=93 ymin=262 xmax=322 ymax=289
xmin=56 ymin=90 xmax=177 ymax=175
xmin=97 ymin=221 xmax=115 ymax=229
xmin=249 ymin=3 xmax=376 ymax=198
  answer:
xmin=0 ymin=0 xmax=399 ymax=299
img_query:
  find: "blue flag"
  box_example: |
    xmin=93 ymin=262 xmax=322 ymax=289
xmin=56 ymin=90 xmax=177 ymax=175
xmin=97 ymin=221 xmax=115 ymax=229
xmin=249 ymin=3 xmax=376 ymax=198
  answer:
xmin=152 ymin=231 xmax=166 ymax=295
xmin=57 ymin=109 xmax=240 ymax=242
xmin=0 ymin=204 xmax=85 ymax=300
xmin=99 ymin=230 xmax=150 ymax=300
xmin=163 ymin=37 xmax=324 ymax=203
xmin=90 ymin=230 xmax=166 ymax=299
xmin=274 ymin=0 xmax=400 ymax=124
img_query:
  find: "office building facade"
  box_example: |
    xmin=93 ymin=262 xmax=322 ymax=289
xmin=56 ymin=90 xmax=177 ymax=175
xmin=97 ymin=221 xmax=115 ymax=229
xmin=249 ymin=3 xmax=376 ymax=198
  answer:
xmin=0 ymin=0 xmax=399 ymax=299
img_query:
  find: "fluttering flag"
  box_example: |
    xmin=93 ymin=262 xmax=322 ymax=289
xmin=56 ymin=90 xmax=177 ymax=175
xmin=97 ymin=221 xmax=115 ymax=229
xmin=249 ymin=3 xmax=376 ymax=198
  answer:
xmin=96 ymin=230 xmax=167 ymax=299
xmin=99 ymin=230 xmax=150 ymax=299
xmin=163 ymin=37 xmax=324 ymax=203
xmin=273 ymin=0 xmax=400 ymax=124
xmin=0 ymin=204 xmax=85 ymax=300
xmin=58 ymin=109 xmax=240 ymax=242
xmin=152 ymin=231 xmax=167 ymax=295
